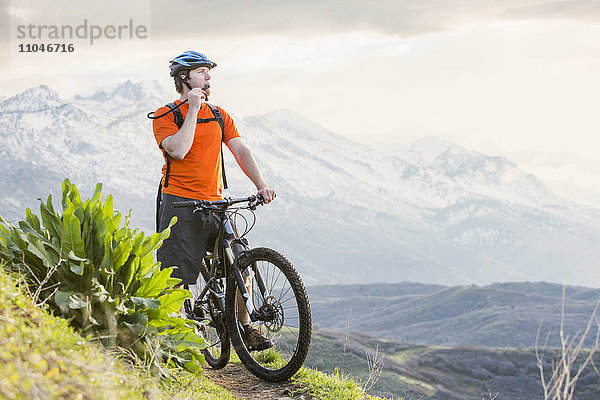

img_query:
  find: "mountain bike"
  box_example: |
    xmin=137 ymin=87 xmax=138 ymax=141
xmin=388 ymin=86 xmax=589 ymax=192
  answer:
xmin=173 ymin=195 xmax=312 ymax=382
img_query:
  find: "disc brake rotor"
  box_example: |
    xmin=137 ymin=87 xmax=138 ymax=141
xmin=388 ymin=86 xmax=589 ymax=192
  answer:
xmin=260 ymin=295 xmax=284 ymax=332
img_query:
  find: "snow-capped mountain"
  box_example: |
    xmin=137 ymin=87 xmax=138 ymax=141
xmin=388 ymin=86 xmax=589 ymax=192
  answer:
xmin=1 ymin=82 xmax=599 ymax=287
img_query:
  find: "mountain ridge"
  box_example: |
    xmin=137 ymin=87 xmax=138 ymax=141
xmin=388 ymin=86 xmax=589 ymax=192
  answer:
xmin=308 ymin=281 xmax=600 ymax=348
xmin=1 ymin=81 xmax=599 ymax=287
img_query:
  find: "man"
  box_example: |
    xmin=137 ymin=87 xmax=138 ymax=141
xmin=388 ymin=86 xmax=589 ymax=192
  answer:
xmin=153 ymin=51 xmax=275 ymax=350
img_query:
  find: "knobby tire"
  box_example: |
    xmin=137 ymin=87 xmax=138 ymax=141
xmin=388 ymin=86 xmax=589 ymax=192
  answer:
xmin=194 ymin=261 xmax=230 ymax=369
xmin=225 ymin=247 xmax=312 ymax=382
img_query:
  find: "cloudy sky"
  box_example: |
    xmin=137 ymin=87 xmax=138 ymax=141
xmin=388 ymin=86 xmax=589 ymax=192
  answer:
xmin=1 ymin=0 xmax=599 ymax=207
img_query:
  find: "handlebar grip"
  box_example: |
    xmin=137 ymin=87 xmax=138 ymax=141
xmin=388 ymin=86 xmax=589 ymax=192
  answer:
xmin=172 ymin=200 xmax=200 ymax=208
xmin=248 ymin=194 xmax=264 ymax=208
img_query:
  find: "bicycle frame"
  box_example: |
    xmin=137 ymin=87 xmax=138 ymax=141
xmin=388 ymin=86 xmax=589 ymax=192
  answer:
xmin=220 ymin=215 xmax=271 ymax=323
xmin=173 ymin=196 xmax=273 ymax=323
xmin=194 ymin=211 xmax=270 ymax=324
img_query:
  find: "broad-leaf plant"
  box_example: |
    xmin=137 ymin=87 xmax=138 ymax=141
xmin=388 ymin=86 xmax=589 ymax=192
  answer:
xmin=0 ymin=179 xmax=205 ymax=373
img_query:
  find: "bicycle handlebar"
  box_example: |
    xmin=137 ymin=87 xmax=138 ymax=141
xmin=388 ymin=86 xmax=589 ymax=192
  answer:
xmin=172 ymin=195 xmax=264 ymax=210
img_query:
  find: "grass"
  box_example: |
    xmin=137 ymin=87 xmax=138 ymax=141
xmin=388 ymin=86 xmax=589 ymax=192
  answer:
xmin=162 ymin=369 xmax=237 ymax=400
xmin=230 ymin=339 xmax=387 ymax=399
xmin=0 ymin=267 xmax=144 ymax=399
xmin=0 ymin=264 xmax=235 ymax=400
xmin=292 ymin=367 xmax=386 ymax=400
xmin=0 ymin=262 xmax=388 ymax=400
xmin=254 ymin=347 xmax=284 ymax=367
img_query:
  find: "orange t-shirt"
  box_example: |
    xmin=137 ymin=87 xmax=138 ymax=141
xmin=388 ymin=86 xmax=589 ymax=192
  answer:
xmin=153 ymin=101 xmax=240 ymax=200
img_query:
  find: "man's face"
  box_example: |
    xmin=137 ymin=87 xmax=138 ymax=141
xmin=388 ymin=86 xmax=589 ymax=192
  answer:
xmin=186 ymin=66 xmax=211 ymax=91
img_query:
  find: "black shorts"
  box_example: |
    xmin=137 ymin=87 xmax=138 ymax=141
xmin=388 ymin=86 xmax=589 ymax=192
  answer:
xmin=156 ymin=193 xmax=221 ymax=286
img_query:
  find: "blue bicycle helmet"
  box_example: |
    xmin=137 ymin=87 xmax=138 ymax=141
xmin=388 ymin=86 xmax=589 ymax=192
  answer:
xmin=169 ymin=51 xmax=217 ymax=76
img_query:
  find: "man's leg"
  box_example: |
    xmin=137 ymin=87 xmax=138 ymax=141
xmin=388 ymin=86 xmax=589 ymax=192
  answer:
xmin=235 ymin=267 xmax=272 ymax=351
xmin=236 ymin=271 xmax=254 ymax=325
xmin=157 ymin=193 xmax=215 ymax=287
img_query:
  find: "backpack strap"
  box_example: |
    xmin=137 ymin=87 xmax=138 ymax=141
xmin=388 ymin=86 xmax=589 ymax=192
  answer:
xmin=155 ymin=180 xmax=163 ymax=233
xmin=162 ymin=102 xmax=184 ymax=189
xmin=168 ymin=102 xmax=185 ymax=129
xmin=156 ymin=102 xmax=183 ymax=232
xmin=205 ymin=103 xmax=228 ymax=190
xmin=205 ymin=103 xmax=225 ymax=135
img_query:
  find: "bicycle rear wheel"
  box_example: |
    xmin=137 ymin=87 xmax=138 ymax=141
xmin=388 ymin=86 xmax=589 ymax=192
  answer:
xmin=225 ymin=247 xmax=312 ymax=381
xmin=187 ymin=262 xmax=230 ymax=369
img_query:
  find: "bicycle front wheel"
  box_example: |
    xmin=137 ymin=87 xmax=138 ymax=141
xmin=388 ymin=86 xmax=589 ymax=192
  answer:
xmin=225 ymin=247 xmax=312 ymax=381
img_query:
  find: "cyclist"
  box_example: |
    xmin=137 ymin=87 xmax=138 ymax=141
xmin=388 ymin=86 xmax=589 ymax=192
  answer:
xmin=152 ymin=50 xmax=276 ymax=351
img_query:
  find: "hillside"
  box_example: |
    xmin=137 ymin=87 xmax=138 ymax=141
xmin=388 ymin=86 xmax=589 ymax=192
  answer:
xmin=308 ymin=282 xmax=600 ymax=348
xmin=5 ymin=258 xmax=598 ymax=400
xmin=1 ymin=83 xmax=600 ymax=287
xmin=306 ymin=329 xmax=600 ymax=400
xmin=0 ymin=266 xmax=236 ymax=400
xmin=0 ymin=264 xmax=384 ymax=400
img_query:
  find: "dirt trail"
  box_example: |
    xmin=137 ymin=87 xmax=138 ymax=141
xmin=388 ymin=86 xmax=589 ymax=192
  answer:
xmin=204 ymin=363 xmax=316 ymax=400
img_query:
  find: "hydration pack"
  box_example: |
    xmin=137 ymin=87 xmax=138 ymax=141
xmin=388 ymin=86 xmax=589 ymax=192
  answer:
xmin=156 ymin=102 xmax=227 ymax=232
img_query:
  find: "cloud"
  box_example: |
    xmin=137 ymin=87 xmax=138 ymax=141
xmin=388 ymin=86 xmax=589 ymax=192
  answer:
xmin=149 ymin=0 xmax=600 ymax=39
xmin=0 ymin=0 xmax=9 ymax=39
xmin=504 ymin=0 xmax=600 ymax=21
xmin=150 ymin=0 xmax=464 ymax=38
xmin=6 ymin=0 xmax=150 ymax=24
xmin=3 ymin=0 xmax=597 ymax=44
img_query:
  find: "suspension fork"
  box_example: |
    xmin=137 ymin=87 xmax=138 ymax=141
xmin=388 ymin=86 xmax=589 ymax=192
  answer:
xmin=222 ymin=217 xmax=257 ymax=321
xmin=251 ymin=261 xmax=270 ymax=299
xmin=223 ymin=239 xmax=255 ymax=317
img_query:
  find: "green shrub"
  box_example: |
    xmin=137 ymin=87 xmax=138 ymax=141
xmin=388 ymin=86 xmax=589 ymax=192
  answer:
xmin=0 ymin=179 xmax=205 ymax=374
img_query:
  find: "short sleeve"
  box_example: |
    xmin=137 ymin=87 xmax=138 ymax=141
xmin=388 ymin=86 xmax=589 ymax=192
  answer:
xmin=217 ymin=106 xmax=241 ymax=144
xmin=153 ymin=106 xmax=179 ymax=149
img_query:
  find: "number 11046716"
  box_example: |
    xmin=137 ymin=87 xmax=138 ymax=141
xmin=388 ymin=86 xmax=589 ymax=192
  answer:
xmin=18 ymin=43 xmax=74 ymax=52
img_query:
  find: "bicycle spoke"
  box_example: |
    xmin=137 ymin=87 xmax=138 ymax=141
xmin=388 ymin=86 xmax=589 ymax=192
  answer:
xmin=271 ymin=266 xmax=283 ymax=294
xmin=279 ymin=327 xmax=299 ymax=340
xmin=279 ymin=296 xmax=297 ymax=306
xmin=278 ymin=285 xmax=293 ymax=302
xmin=278 ymin=330 xmax=298 ymax=351
xmin=226 ymin=247 xmax=311 ymax=381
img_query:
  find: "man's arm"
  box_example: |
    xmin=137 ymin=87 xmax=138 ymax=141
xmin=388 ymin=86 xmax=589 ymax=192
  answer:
xmin=161 ymin=89 xmax=205 ymax=160
xmin=226 ymin=137 xmax=276 ymax=203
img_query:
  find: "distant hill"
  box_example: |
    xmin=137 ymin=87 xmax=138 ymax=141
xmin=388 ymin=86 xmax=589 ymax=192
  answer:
xmin=306 ymin=329 xmax=600 ymax=400
xmin=308 ymin=281 xmax=600 ymax=348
